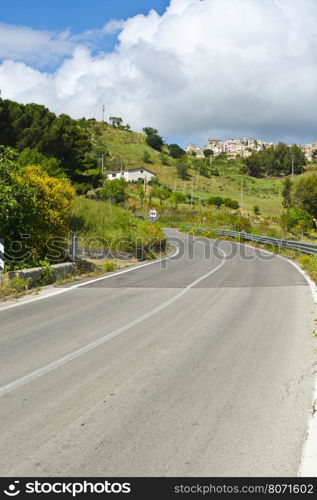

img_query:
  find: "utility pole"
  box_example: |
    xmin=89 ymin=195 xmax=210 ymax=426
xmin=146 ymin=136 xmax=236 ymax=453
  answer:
xmin=240 ymin=179 xmax=244 ymax=214
xmin=191 ymin=178 xmax=194 ymax=206
xmin=101 ymin=154 xmax=104 ymax=174
xmin=196 ymin=166 xmax=200 ymax=192
xmin=102 ymin=104 xmax=105 ymax=123
xmin=291 ymin=154 xmax=294 ymax=181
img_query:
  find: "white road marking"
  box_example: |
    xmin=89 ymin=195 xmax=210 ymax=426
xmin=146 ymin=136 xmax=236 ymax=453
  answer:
xmin=286 ymin=260 xmax=317 ymax=478
xmin=237 ymin=240 xmax=317 ymax=477
xmin=0 ymin=247 xmax=226 ymax=398
xmin=0 ymin=246 xmax=180 ymax=313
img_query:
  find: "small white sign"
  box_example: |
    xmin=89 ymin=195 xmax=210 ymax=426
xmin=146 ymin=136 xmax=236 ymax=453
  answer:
xmin=149 ymin=209 xmax=157 ymax=221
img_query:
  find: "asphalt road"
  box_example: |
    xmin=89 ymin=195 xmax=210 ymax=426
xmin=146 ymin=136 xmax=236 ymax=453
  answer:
xmin=0 ymin=229 xmax=316 ymax=477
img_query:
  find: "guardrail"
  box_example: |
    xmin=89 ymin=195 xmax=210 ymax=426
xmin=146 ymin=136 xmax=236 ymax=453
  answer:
xmin=183 ymin=226 xmax=317 ymax=256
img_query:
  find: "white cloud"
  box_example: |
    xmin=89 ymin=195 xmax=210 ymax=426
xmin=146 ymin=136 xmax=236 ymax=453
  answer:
xmin=103 ymin=19 xmax=126 ymax=35
xmin=0 ymin=23 xmax=75 ymax=66
xmin=0 ymin=0 xmax=317 ymax=143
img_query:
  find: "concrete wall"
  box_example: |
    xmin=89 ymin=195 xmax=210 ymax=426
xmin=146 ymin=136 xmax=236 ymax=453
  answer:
xmin=6 ymin=262 xmax=79 ymax=288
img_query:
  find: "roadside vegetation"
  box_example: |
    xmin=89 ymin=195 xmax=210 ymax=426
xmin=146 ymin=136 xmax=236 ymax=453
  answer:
xmin=71 ymin=197 xmax=165 ymax=255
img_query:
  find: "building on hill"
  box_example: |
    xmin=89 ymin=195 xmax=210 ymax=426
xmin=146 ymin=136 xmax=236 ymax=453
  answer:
xmin=185 ymin=137 xmax=275 ymax=158
xmin=106 ymin=168 xmax=156 ymax=183
xmin=185 ymin=143 xmax=205 ymax=157
xmin=301 ymin=142 xmax=317 ymax=161
xmin=185 ymin=136 xmax=316 ymax=161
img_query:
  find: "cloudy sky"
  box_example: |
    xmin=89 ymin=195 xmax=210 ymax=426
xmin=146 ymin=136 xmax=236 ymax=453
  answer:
xmin=0 ymin=0 xmax=316 ymax=146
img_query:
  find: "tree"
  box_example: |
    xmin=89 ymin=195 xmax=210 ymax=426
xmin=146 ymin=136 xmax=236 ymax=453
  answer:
xmin=243 ymin=143 xmax=306 ymax=178
xmin=289 ymin=144 xmax=306 ymax=175
xmin=93 ymin=144 xmax=110 ymax=174
xmin=176 ymin=163 xmax=190 ymax=180
xmin=100 ymin=178 xmax=127 ymax=205
xmin=18 ymin=147 xmax=65 ymax=178
xmin=280 ymin=207 xmax=313 ymax=233
xmin=143 ymin=127 xmax=158 ymax=137
xmin=0 ymin=147 xmax=37 ymax=263
xmin=0 ymin=99 xmax=96 ymax=185
xmin=153 ymin=186 xmax=170 ymax=205
xmin=143 ymin=126 xmax=164 ymax=151
xmin=282 ymin=178 xmax=292 ymax=208
xmin=168 ymin=143 xmax=185 ymax=159
xmin=109 ymin=117 xmax=123 ymax=128
xmin=146 ymin=134 xmax=164 ymax=151
xmin=203 ymin=149 xmax=213 ymax=158
xmin=243 ymin=152 xmax=263 ymax=177
xmin=294 ymin=175 xmax=317 ymax=217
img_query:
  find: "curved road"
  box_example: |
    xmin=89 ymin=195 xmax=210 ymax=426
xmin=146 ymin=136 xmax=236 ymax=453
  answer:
xmin=0 ymin=229 xmax=316 ymax=476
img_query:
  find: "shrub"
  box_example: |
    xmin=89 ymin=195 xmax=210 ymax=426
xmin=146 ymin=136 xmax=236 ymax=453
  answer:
xmin=253 ymin=205 xmax=260 ymax=215
xmin=176 ymin=163 xmax=190 ymax=180
xmin=100 ymin=178 xmax=128 ymax=204
xmin=11 ymin=276 xmax=32 ymax=292
xmin=102 ymin=261 xmax=117 ymax=272
xmin=143 ymin=150 xmax=152 ymax=163
xmin=208 ymin=196 xmax=224 ymax=207
xmin=38 ymin=260 xmax=55 ymax=285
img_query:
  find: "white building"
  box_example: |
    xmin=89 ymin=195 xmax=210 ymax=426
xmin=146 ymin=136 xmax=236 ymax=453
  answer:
xmin=106 ymin=168 xmax=156 ymax=183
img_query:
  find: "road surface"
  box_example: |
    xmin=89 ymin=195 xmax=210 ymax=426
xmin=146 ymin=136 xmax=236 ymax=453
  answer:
xmin=0 ymin=229 xmax=316 ymax=476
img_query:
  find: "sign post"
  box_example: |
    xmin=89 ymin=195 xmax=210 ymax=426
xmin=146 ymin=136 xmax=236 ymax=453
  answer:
xmin=0 ymin=238 xmax=4 ymax=284
xmin=72 ymin=234 xmax=78 ymax=261
xmin=0 ymin=238 xmax=4 ymax=271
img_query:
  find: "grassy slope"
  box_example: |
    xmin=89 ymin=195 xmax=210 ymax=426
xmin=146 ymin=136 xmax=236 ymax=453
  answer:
xmin=96 ymin=123 xmax=317 ymax=218
xmin=71 ymin=197 xmax=165 ymax=250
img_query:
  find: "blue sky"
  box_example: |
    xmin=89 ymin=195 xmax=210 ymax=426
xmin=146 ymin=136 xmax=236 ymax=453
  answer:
xmin=0 ymin=0 xmax=316 ymax=145
xmin=1 ymin=0 xmax=169 ymax=32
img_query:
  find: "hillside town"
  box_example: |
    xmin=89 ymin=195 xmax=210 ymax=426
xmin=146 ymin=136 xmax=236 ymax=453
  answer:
xmin=185 ymin=138 xmax=317 ymax=161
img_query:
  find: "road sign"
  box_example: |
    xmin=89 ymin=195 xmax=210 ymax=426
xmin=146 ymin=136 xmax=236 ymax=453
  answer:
xmin=149 ymin=209 xmax=157 ymax=221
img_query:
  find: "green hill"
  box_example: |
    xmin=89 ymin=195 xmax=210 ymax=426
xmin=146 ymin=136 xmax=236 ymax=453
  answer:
xmin=90 ymin=121 xmax=317 ymax=218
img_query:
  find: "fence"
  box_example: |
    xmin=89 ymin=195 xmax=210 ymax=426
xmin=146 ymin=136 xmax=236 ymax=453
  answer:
xmin=183 ymin=226 xmax=317 ymax=256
